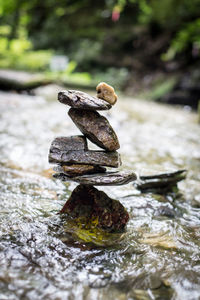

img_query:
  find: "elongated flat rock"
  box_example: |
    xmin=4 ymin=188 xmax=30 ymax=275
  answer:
xmin=54 ymin=164 xmax=106 ymax=177
xmin=68 ymin=108 xmax=120 ymax=151
xmin=58 ymin=90 xmax=111 ymax=110
xmin=135 ymin=169 xmax=187 ymax=192
xmin=49 ymin=136 xmax=87 ymax=153
xmin=53 ymin=171 xmax=137 ymax=186
xmin=49 ymin=150 xmax=121 ymax=168
xmin=139 ymin=169 xmax=187 ymax=180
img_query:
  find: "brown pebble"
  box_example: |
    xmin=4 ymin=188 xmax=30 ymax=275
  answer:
xmin=55 ymin=164 xmax=106 ymax=177
xmin=96 ymin=82 xmax=117 ymax=105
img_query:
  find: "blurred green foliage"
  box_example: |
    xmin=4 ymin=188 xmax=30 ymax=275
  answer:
xmin=0 ymin=35 xmax=53 ymax=71
xmin=0 ymin=0 xmax=200 ymax=88
xmin=149 ymin=77 xmax=177 ymax=100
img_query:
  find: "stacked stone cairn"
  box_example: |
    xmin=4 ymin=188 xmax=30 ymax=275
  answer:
xmin=48 ymin=82 xmax=137 ymax=232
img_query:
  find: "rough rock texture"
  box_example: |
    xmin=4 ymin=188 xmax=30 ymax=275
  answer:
xmin=58 ymin=90 xmax=111 ymax=110
xmin=49 ymin=149 xmax=121 ymax=168
xmin=60 ymin=185 xmax=129 ymax=232
xmin=135 ymin=170 xmax=187 ymax=193
xmin=53 ymin=171 xmax=137 ymax=186
xmin=68 ymin=108 xmax=120 ymax=151
xmin=49 ymin=136 xmax=87 ymax=153
xmin=96 ymin=82 xmax=117 ymax=105
xmin=54 ymin=164 xmax=106 ymax=177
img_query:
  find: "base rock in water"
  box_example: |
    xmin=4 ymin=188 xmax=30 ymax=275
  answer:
xmin=60 ymin=185 xmax=129 ymax=232
xmin=54 ymin=171 xmax=137 ymax=186
xmin=68 ymin=108 xmax=120 ymax=151
xmin=58 ymin=90 xmax=111 ymax=110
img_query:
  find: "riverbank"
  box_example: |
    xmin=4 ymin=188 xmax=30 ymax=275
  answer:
xmin=1 ymin=68 xmax=200 ymax=111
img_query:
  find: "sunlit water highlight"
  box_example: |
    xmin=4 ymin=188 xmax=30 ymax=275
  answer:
xmin=0 ymin=87 xmax=200 ymax=299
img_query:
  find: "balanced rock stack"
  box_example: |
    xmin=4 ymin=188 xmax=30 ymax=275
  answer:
xmin=48 ymin=83 xmax=137 ymax=232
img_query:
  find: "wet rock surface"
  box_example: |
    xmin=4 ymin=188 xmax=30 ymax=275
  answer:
xmin=54 ymin=171 xmax=137 ymax=186
xmin=58 ymin=90 xmax=111 ymax=110
xmin=49 ymin=149 xmax=121 ymax=167
xmin=49 ymin=135 xmax=88 ymax=152
xmin=54 ymin=164 xmax=106 ymax=177
xmin=68 ymin=108 xmax=120 ymax=151
xmin=60 ymin=185 xmax=129 ymax=232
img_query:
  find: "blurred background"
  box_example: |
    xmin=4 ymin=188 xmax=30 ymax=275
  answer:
xmin=1 ymin=0 xmax=200 ymax=109
xmin=1 ymin=2 xmax=200 ymax=299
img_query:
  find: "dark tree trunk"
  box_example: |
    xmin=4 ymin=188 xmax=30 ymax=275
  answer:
xmin=7 ymin=0 xmax=21 ymax=49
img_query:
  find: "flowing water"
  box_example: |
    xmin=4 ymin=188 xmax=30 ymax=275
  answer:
xmin=0 ymin=86 xmax=200 ymax=300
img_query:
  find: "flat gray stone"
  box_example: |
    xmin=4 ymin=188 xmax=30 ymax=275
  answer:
xmin=139 ymin=169 xmax=187 ymax=180
xmin=135 ymin=169 xmax=187 ymax=192
xmin=49 ymin=136 xmax=87 ymax=153
xmin=53 ymin=171 xmax=137 ymax=186
xmin=49 ymin=150 xmax=121 ymax=168
xmin=58 ymin=90 xmax=111 ymax=110
xmin=68 ymin=108 xmax=120 ymax=151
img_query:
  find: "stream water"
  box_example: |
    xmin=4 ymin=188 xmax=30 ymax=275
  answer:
xmin=0 ymin=86 xmax=200 ymax=300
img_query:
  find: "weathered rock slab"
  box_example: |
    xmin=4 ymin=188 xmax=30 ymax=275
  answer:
xmin=135 ymin=169 xmax=187 ymax=193
xmin=49 ymin=149 xmax=121 ymax=168
xmin=54 ymin=164 xmax=106 ymax=177
xmin=49 ymin=136 xmax=87 ymax=153
xmin=68 ymin=108 xmax=120 ymax=151
xmin=58 ymin=90 xmax=111 ymax=110
xmin=60 ymin=185 xmax=129 ymax=232
xmin=54 ymin=171 xmax=137 ymax=186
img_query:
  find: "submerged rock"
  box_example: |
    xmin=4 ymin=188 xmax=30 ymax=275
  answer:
xmin=58 ymin=90 xmax=111 ymax=110
xmin=139 ymin=232 xmax=177 ymax=249
xmin=96 ymin=82 xmax=117 ymax=105
xmin=155 ymin=205 xmax=175 ymax=218
xmin=61 ymin=218 xmax=127 ymax=246
xmin=49 ymin=149 xmax=121 ymax=168
xmin=54 ymin=164 xmax=106 ymax=177
xmin=53 ymin=171 xmax=137 ymax=186
xmin=49 ymin=136 xmax=87 ymax=152
xmin=135 ymin=170 xmax=187 ymax=193
xmin=60 ymin=185 xmax=129 ymax=232
xmin=68 ymin=108 xmax=120 ymax=151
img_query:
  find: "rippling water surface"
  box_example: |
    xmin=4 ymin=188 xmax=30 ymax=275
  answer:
xmin=0 ymin=87 xmax=200 ymax=300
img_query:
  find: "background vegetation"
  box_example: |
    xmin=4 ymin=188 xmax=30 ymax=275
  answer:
xmin=1 ymin=0 xmax=200 ymax=92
